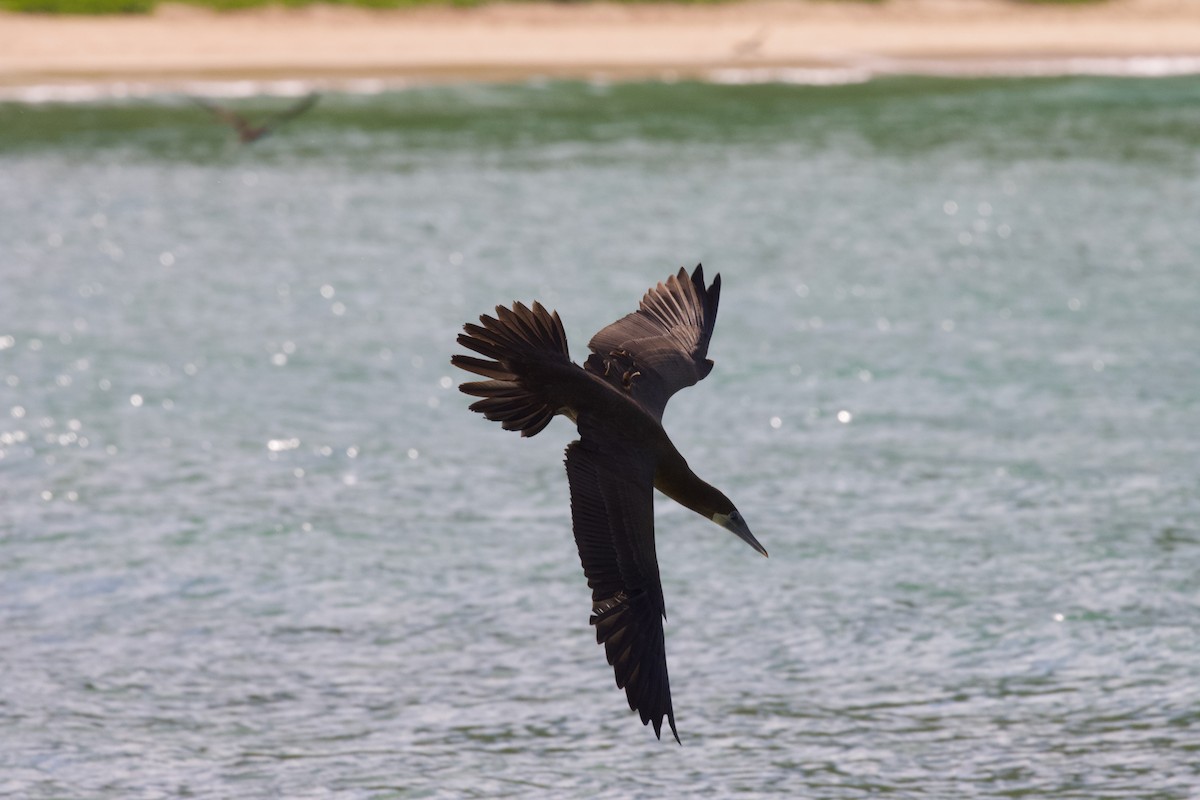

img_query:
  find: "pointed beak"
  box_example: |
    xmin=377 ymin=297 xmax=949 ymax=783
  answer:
xmin=715 ymin=513 xmax=768 ymax=558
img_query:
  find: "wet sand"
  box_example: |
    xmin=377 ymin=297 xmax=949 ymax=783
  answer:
xmin=3 ymin=0 xmax=1200 ymax=93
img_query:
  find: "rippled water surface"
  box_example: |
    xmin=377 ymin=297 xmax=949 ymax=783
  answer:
xmin=2 ymin=77 xmax=1199 ymax=798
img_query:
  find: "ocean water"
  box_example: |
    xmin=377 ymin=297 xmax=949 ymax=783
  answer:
xmin=1 ymin=76 xmax=1199 ymax=799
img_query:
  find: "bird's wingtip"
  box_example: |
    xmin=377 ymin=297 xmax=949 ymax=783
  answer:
xmin=654 ymin=713 xmax=681 ymax=745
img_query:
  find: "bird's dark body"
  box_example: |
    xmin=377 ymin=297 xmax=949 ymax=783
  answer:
xmin=451 ymin=265 xmax=765 ymax=743
xmin=542 ymin=363 xmax=682 ymax=467
xmin=474 ymin=313 xmax=710 ymax=510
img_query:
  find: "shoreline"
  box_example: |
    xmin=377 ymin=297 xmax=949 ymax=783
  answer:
xmin=4 ymin=0 xmax=1200 ymax=99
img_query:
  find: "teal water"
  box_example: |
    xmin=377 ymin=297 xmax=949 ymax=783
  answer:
xmin=2 ymin=76 xmax=1199 ymax=798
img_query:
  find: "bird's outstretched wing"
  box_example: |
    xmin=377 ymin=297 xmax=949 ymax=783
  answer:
xmin=564 ymin=433 xmax=678 ymax=743
xmin=261 ymin=93 xmax=319 ymax=135
xmin=585 ymin=264 xmax=720 ymax=421
xmin=190 ymin=96 xmax=258 ymax=140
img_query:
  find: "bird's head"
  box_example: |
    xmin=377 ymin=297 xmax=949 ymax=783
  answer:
xmin=712 ymin=507 xmax=768 ymax=557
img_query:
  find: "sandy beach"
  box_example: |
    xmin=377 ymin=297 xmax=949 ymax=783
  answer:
xmin=4 ymin=0 xmax=1200 ymax=94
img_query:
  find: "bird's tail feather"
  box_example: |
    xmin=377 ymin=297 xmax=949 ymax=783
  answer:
xmin=451 ymin=301 xmax=571 ymax=438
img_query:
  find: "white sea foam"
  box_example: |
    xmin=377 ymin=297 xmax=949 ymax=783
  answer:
xmin=707 ymin=66 xmax=874 ymax=86
xmin=707 ymin=55 xmax=1200 ymax=84
xmin=2 ymin=55 xmax=1199 ymax=103
xmin=0 ymin=76 xmax=403 ymax=104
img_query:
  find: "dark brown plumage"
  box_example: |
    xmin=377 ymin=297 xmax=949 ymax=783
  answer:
xmin=451 ymin=264 xmax=767 ymax=743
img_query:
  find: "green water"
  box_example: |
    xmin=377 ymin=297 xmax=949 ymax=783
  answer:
xmin=1 ymin=76 xmax=1198 ymax=798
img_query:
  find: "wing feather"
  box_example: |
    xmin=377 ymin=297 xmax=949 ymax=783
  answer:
xmin=586 ymin=264 xmax=720 ymax=420
xmin=564 ymin=437 xmax=679 ymax=743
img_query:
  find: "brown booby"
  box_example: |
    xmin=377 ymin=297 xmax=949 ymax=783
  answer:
xmin=190 ymin=93 xmax=319 ymax=144
xmin=451 ymin=264 xmax=766 ymax=743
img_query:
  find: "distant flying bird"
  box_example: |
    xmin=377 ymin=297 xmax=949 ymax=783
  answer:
xmin=731 ymin=26 xmax=769 ymax=59
xmin=190 ymin=93 xmax=319 ymax=143
xmin=452 ymin=265 xmax=767 ymax=743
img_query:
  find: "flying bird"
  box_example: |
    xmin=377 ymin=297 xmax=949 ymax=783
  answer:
xmin=451 ymin=264 xmax=767 ymax=743
xmin=730 ymin=26 xmax=769 ymax=59
xmin=190 ymin=93 xmax=319 ymax=143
